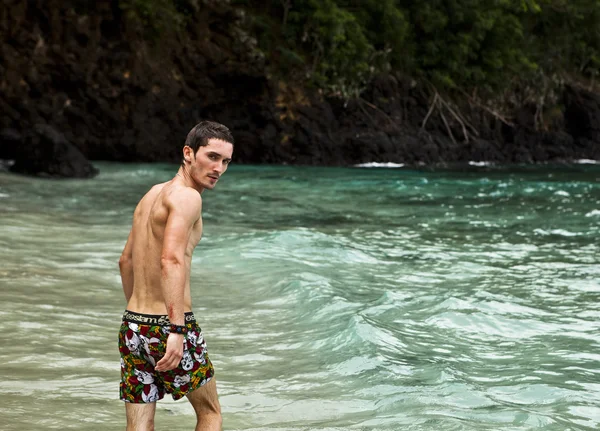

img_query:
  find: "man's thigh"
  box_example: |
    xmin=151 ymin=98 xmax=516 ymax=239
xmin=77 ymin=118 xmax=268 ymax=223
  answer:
xmin=125 ymin=402 xmax=157 ymax=429
xmin=186 ymin=378 xmax=221 ymax=416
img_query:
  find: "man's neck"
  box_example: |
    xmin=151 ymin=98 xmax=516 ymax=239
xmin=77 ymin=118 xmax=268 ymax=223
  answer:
xmin=175 ymin=169 xmax=204 ymax=194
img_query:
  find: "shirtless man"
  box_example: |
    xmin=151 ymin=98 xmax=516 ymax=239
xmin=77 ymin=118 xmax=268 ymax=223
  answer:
xmin=117 ymin=121 xmax=234 ymax=431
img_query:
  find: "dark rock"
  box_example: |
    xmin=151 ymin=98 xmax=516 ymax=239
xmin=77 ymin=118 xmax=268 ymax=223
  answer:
xmin=389 ymin=134 xmax=428 ymax=164
xmin=514 ymin=104 xmax=537 ymax=129
xmin=343 ymin=132 xmax=394 ymax=165
xmin=540 ymin=131 xmax=575 ymax=160
xmin=576 ymin=138 xmax=600 ymax=159
xmin=0 ymin=128 xmax=22 ymax=159
xmin=564 ymin=84 xmax=600 ymax=141
xmin=0 ymin=1 xmax=598 ymax=169
xmin=9 ymin=124 xmax=98 ymax=178
xmin=465 ymin=138 xmax=504 ymax=163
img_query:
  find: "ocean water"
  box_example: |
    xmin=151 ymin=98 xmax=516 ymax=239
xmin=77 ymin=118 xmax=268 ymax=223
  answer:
xmin=0 ymin=162 xmax=599 ymax=430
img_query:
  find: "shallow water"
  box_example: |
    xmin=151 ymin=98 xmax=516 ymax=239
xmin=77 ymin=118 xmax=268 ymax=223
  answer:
xmin=0 ymin=163 xmax=599 ymax=430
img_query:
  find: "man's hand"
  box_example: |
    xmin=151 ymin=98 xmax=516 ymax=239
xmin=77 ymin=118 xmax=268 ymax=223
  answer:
xmin=155 ymin=332 xmax=184 ymax=372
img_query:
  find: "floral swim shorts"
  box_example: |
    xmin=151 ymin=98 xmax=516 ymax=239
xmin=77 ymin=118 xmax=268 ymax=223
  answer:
xmin=118 ymin=310 xmax=214 ymax=403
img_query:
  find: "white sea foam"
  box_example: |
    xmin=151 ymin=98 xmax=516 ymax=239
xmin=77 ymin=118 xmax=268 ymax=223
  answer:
xmin=534 ymin=228 xmax=580 ymax=237
xmin=354 ymin=162 xmax=405 ymax=168
xmin=469 ymin=161 xmax=493 ymax=167
xmin=585 ymin=210 xmax=600 ymax=217
xmin=0 ymin=159 xmax=15 ymax=168
xmin=575 ymin=159 xmax=599 ymax=164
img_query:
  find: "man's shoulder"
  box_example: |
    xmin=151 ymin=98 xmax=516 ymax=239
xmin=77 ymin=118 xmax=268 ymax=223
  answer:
xmin=139 ymin=182 xmax=168 ymax=202
xmin=164 ymin=184 xmax=202 ymax=210
xmin=136 ymin=182 xmax=167 ymax=209
xmin=167 ymin=183 xmax=201 ymax=200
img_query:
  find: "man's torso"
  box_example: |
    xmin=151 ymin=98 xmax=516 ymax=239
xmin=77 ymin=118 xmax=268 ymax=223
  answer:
xmin=126 ymin=181 xmax=203 ymax=314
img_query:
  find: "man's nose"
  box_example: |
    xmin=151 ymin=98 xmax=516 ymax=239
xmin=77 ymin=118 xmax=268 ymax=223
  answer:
xmin=213 ymin=162 xmax=225 ymax=173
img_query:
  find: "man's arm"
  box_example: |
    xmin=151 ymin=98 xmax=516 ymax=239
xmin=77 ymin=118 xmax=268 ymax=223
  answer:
xmin=160 ymin=189 xmax=202 ymax=324
xmin=119 ymin=229 xmax=135 ymax=302
xmin=155 ymin=188 xmax=201 ymax=372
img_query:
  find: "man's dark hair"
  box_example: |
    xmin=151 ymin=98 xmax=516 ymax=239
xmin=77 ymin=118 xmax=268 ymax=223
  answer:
xmin=182 ymin=120 xmax=234 ymax=165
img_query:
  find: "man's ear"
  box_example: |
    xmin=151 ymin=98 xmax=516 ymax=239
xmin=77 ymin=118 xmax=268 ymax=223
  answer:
xmin=183 ymin=145 xmax=193 ymax=163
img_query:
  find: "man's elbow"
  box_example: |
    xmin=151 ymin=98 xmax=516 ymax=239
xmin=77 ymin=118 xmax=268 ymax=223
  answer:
xmin=119 ymin=254 xmax=132 ymax=270
xmin=160 ymin=255 xmax=183 ymax=270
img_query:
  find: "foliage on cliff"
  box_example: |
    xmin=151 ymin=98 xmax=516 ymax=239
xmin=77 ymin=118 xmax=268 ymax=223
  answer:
xmin=118 ymin=0 xmax=600 ymax=113
xmin=3 ymin=0 xmax=599 ymax=170
xmin=234 ymin=0 xmax=599 ymax=96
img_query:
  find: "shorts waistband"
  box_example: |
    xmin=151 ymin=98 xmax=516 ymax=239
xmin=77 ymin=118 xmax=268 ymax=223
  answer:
xmin=122 ymin=310 xmax=196 ymax=326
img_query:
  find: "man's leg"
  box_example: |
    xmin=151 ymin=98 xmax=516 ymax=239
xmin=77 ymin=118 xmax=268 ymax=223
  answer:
xmin=125 ymin=402 xmax=157 ymax=431
xmin=186 ymin=379 xmax=222 ymax=431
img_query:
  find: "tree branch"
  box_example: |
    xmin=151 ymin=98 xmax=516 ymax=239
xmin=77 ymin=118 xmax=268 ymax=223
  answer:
xmin=421 ymin=92 xmax=438 ymax=131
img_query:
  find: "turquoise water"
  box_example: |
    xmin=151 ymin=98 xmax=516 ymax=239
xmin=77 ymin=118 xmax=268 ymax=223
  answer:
xmin=0 ymin=162 xmax=599 ymax=430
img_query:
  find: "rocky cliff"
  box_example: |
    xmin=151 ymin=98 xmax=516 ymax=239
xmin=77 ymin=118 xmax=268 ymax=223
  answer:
xmin=1 ymin=0 xmax=599 ymax=177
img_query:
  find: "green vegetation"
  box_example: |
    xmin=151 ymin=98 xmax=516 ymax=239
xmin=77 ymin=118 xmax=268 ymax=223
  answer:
xmin=119 ymin=0 xmax=190 ymax=41
xmin=237 ymin=0 xmax=600 ymax=101
xmin=120 ymin=0 xmax=600 ymax=102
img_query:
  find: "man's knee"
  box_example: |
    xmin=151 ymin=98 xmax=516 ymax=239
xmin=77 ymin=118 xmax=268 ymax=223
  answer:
xmin=213 ymin=411 xmax=223 ymax=429
xmin=126 ymin=418 xmax=155 ymax=431
xmin=204 ymin=396 xmax=221 ymax=415
xmin=197 ymin=409 xmax=222 ymax=431
xmin=205 ymin=409 xmax=222 ymax=422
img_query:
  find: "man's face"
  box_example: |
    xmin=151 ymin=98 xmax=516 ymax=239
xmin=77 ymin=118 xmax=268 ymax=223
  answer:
xmin=187 ymin=138 xmax=233 ymax=191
